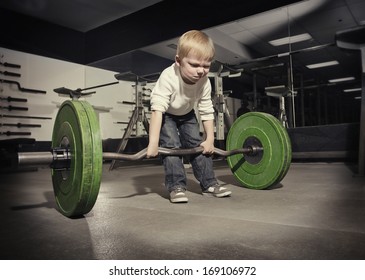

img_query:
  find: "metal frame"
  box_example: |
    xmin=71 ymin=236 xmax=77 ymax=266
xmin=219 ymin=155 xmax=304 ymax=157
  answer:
xmin=265 ymin=85 xmax=289 ymax=128
xmin=210 ymin=64 xmax=239 ymax=140
xmin=109 ymin=72 xmax=154 ymax=170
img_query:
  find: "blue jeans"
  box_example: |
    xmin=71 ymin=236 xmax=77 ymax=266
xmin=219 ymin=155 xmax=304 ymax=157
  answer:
xmin=159 ymin=110 xmax=218 ymax=192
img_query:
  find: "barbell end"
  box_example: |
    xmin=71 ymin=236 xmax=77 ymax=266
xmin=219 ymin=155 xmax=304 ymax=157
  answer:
xmin=18 ymin=152 xmax=54 ymax=166
xmin=17 ymin=149 xmax=71 ymax=169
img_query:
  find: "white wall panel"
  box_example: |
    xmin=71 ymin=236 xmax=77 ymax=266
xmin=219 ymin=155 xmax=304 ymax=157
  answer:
xmin=0 ymin=47 xmax=134 ymax=141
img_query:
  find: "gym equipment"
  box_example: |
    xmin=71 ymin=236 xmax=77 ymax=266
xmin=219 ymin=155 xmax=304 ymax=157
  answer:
xmin=51 ymin=101 xmax=102 ymax=217
xmin=0 ymin=123 xmax=41 ymax=128
xmin=0 ymin=105 xmax=28 ymax=111
xmin=0 ymin=114 xmax=52 ymax=120
xmin=15 ymin=99 xmax=291 ymax=218
xmin=209 ymin=63 xmax=243 ymax=140
xmin=235 ymin=43 xmax=334 ymax=66
xmin=0 ymin=79 xmax=46 ymax=94
xmin=0 ymin=96 xmax=27 ymax=103
xmin=109 ymin=72 xmax=159 ymax=170
xmin=0 ymin=70 xmax=21 ymax=77
xmin=54 ymin=81 xmax=119 ymax=99
xmin=226 ymin=112 xmax=291 ymax=189
xmin=265 ymin=85 xmax=289 ymax=128
xmin=1 ymin=131 xmax=31 ymax=136
xmin=0 ymin=61 xmax=21 ymax=68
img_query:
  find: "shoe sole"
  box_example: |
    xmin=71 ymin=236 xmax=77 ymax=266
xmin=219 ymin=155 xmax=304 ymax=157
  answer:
xmin=170 ymin=197 xmax=188 ymax=203
xmin=202 ymin=190 xmax=232 ymax=197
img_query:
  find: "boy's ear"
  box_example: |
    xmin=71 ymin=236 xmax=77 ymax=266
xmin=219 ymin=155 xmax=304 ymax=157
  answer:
xmin=175 ymin=55 xmax=181 ymax=66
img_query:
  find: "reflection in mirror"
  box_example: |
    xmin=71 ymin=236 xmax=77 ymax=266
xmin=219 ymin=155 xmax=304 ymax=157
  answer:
xmin=87 ymin=0 xmax=363 ymax=128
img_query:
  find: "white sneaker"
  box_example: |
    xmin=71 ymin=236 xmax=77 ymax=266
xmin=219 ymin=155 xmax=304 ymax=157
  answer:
xmin=202 ymin=185 xmax=231 ymax=197
xmin=170 ymin=188 xmax=188 ymax=203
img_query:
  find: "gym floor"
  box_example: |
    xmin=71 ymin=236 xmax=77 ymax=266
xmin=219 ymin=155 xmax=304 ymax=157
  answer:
xmin=0 ymin=159 xmax=364 ymax=260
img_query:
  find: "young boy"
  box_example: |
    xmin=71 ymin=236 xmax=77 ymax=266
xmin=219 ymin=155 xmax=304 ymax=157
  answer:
xmin=146 ymin=30 xmax=232 ymax=203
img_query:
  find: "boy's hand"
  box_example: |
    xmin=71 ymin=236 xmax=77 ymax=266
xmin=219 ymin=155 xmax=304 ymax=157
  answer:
xmin=200 ymin=140 xmax=214 ymax=155
xmin=146 ymin=143 xmax=159 ymax=158
xmin=201 ymin=119 xmax=215 ymax=155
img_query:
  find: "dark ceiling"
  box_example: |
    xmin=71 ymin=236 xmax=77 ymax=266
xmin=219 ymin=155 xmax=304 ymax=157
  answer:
xmin=0 ymin=0 xmax=303 ymax=63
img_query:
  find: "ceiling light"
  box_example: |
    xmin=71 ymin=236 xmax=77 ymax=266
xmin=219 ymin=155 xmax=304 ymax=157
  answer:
xmin=306 ymin=60 xmax=339 ymax=69
xmin=269 ymin=33 xmax=312 ymax=46
xmin=343 ymin=88 xmax=362 ymax=93
xmin=328 ymin=77 xmax=355 ymax=83
xmin=354 ymin=96 xmax=362 ymax=100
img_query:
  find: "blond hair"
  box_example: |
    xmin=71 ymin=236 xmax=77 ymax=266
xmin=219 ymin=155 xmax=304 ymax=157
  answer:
xmin=176 ymin=30 xmax=215 ymax=61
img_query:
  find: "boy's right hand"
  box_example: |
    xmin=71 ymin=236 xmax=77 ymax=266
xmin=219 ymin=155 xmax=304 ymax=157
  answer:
xmin=146 ymin=144 xmax=159 ymax=158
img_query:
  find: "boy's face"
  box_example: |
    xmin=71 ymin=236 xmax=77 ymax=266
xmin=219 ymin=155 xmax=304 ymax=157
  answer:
xmin=175 ymin=52 xmax=211 ymax=84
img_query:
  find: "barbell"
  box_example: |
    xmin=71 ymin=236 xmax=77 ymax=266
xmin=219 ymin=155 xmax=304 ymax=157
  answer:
xmin=16 ymin=100 xmax=292 ymax=218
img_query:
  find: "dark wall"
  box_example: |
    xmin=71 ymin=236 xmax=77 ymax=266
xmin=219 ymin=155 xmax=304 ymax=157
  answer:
xmin=0 ymin=9 xmax=85 ymax=64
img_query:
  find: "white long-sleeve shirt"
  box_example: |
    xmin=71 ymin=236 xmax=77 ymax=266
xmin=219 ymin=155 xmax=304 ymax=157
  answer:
xmin=150 ymin=63 xmax=215 ymax=121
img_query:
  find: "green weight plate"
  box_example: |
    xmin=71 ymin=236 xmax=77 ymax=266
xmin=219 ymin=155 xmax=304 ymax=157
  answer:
xmin=226 ymin=112 xmax=292 ymax=189
xmin=263 ymin=113 xmax=292 ymax=187
xmin=277 ymin=119 xmax=292 ymax=182
xmin=257 ymin=113 xmax=291 ymax=183
xmin=51 ymin=100 xmax=102 ymax=217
